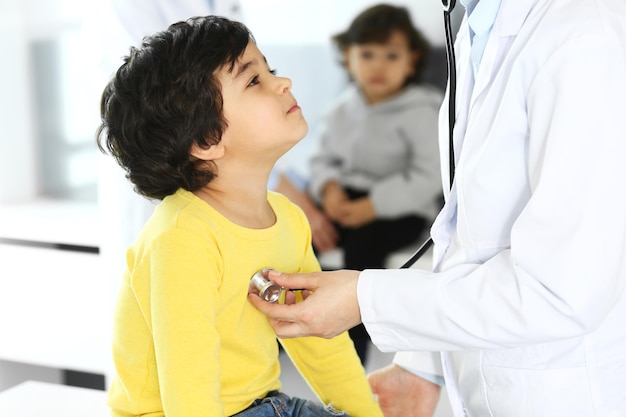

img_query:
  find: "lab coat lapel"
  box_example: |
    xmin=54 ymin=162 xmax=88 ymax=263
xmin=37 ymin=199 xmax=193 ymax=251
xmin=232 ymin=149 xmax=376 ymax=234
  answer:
xmin=431 ymin=19 xmax=471 ymax=266
xmin=468 ymin=0 xmax=541 ymax=111
xmin=433 ymin=0 xmax=542 ymax=267
xmin=443 ymin=16 xmax=473 ymax=191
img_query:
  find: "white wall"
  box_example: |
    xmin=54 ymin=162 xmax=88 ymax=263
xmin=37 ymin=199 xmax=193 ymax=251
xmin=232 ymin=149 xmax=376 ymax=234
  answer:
xmin=242 ymin=0 xmax=450 ymax=46
xmin=0 ymin=0 xmax=103 ymax=204
xmin=0 ymin=1 xmax=37 ymax=203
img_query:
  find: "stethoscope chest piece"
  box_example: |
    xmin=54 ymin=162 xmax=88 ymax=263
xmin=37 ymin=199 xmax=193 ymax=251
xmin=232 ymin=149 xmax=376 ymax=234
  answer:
xmin=249 ymin=268 xmax=283 ymax=303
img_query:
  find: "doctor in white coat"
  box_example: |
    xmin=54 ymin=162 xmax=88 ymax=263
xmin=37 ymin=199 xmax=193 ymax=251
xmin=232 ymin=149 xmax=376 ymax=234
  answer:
xmin=249 ymin=0 xmax=626 ymax=416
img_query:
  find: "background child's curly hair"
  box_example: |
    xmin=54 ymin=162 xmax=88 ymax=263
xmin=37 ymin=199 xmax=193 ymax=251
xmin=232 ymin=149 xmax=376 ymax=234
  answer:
xmin=96 ymin=16 xmax=253 ymax=200
xmin=332 ymin=4 xmax=431 ymax=85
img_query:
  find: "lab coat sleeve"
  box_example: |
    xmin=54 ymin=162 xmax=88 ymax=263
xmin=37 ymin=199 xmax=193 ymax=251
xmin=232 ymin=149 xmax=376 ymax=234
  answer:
xmin=393 ymin=351 xmax=444 ymax=386
xmin=357 ymin=26 xmax=626 ymax=352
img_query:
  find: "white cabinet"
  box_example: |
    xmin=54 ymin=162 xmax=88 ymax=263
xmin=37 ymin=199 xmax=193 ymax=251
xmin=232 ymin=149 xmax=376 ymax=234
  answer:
xmin=0 ymin=244 xmax=109 ymax=374
xmin=0 ymin=200 xmax=113 ymax=386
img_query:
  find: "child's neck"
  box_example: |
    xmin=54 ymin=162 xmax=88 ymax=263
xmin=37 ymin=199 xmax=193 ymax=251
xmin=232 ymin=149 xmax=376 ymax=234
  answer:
xmin=193 ymin=172 xmax=275 ymax=230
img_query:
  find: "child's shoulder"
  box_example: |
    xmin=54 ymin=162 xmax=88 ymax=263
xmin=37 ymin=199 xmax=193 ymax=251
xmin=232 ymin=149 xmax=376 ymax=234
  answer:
xmin=267 ymin=190 xmax=306 ymax=220
xmin=267 ymin=190 xmax=297 ymax=210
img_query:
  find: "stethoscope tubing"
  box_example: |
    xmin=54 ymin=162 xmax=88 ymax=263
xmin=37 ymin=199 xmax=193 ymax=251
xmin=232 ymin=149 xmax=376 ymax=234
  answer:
xmin=443 ymin=2 xmax=457 ymax=187
xmin=400 ymin=1 xmax=457 ymax=269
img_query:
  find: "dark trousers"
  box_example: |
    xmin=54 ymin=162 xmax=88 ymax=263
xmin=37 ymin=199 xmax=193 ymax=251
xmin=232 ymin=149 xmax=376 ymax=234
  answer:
xmin=325 ymin=188 xmax=427 ymax=365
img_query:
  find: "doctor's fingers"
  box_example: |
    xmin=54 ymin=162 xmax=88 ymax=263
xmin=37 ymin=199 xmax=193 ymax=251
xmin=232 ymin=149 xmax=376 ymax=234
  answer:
xmin=284 ymin=269 xmax=362 ymax=336
xmin=247 ymin=292 xmax=291 ymax=319
xmin=268 ymin=298 xmax=347 ymax=339
xmin=282 ymin=289 xmax=311 ymax=305
xmin=267 ymin=270 xmax=323 ymax=291
xmin=269 ymin=316 xmax=337 ymax=339
xmin=247 ymin=294 xmax=326 ymax=338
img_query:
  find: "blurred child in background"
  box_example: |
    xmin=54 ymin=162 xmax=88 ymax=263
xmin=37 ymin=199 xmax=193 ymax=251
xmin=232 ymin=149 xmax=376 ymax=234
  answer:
xmin=308 ymin=4 xmax=443 ymax=364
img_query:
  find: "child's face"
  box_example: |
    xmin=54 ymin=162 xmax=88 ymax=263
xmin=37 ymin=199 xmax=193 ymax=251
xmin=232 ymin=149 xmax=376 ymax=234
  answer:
xmin=217 ymin=42 xmax=308 ymax=164
xmin=345 ymin=30 xmax=417 ymax=104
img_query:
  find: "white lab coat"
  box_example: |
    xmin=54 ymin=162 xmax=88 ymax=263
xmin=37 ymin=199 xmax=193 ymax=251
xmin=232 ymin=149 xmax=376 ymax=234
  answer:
xmin=358 ymin=0 xmax=626 ymax=416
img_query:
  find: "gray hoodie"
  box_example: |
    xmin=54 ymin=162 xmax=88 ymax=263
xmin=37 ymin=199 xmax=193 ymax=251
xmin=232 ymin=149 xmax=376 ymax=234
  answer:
xmin=309 ymin=84 xmax=444 ymax=220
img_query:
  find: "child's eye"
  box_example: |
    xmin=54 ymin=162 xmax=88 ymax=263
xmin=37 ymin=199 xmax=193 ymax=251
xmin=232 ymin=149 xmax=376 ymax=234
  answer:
xmin=387 ymin=52 xmax=399 ymax=60
xmin=247 ymin=69 xmax=277 ymax=87
xmin=248 ymin=75 xmax=260 ymax=87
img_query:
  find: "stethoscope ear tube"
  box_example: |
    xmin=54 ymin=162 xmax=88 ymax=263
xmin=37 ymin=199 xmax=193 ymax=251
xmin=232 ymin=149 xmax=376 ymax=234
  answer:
xmin=443 ymin=3 xmax=457 ymax=188
xmin=442 ymin=0 xmax=457 ymax=13
xmin=400 ymin=1 xmax=458 ymax=269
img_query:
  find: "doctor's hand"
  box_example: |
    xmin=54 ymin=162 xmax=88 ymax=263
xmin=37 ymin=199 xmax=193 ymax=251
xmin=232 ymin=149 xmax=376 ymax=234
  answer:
xmin=368 ymin=364 xmax=441 ymax=417
xmin=248 ymin=269 xmax=362 ymax=339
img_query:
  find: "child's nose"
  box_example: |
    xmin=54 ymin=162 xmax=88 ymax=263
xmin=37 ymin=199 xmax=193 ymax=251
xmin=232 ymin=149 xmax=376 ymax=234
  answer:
xmin=277 ymin=76 xmax=292 ymax=94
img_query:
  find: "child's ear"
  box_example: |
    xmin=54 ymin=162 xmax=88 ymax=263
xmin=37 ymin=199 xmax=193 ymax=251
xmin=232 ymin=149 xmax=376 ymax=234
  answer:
xmin=409 ymin=51 xmax=420 ymax=76
xmin=190 ymin=141 xmax=225 ymax=161
xmin=343 ymin=49 xmax=351 ymax=67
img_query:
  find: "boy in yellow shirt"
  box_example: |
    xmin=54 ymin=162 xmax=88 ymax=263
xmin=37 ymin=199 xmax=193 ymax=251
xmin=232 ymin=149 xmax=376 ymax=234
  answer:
xmin=96 ymin=15 xmax=383 ymax=417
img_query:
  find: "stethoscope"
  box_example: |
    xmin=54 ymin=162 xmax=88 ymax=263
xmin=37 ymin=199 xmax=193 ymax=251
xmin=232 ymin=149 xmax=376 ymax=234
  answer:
xmin=251 ymin=0 xmax=460 ymax=300
xmin=399 ymin=0 xmax=458 ymax=269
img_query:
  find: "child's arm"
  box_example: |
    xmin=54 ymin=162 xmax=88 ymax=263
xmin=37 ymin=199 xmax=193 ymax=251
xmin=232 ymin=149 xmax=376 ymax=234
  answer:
xmin=150 ymin=229 xmax=225 ymax=416
xmin=280 ymin=333 xmax=384 ymax=417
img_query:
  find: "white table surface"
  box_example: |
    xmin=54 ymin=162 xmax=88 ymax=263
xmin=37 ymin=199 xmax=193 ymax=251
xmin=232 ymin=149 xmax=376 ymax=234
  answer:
xmin=0 ymin=381 xmax=108 ymax=417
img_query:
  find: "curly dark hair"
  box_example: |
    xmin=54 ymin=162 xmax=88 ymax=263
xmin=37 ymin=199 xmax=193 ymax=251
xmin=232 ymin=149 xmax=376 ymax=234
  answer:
xmin=332 ymin=4 xmax=431 ymax=85
xmin=96 ymin=16 xmax=253 ymax=200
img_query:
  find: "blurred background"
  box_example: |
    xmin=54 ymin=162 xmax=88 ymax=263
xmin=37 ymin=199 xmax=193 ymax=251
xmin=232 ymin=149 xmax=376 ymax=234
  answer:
xmin=0 ymin=0 xmax=460 ymax=411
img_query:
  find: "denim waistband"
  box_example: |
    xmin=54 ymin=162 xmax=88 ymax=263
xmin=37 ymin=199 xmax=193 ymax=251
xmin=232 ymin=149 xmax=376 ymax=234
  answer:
xmin=230 ymin=390 xmax=281 ymax=416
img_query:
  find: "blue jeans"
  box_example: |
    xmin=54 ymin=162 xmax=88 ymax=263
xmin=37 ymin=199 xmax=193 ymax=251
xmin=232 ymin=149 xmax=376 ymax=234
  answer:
xmin=232 ymin=392 xmax=349 ymax=417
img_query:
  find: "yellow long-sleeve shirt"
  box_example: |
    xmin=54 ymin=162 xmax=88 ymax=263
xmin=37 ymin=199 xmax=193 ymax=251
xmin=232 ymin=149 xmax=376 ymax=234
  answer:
xmin=108 ymin=189 xmax=383 ymax=417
